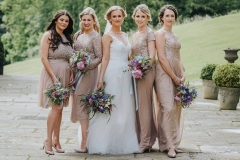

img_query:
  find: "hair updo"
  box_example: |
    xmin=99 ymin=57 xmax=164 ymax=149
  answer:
xmin=158 ymin=5 xmax=178 ymax=23
xmin=132 ymin=4 xmax=152 ymax=21
xmin=104 ymin=6 xmax=127 ymax=23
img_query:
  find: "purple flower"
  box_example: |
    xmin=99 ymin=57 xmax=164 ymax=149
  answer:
xmin=131 ymin=59 xmax=139 ymax=67
xmin=77 ymin=61 xmax=85 ymax=70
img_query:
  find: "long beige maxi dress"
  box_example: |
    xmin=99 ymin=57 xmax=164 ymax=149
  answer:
xmin=132 ymin=29 xmax=157 ymax=150
xmin=71 ymin=30 xmax=102 ymax=122
xmin=154 ymin=30 xmax=183 ymax=151
xmin=38 ymin=34 xmax=73 ymax=108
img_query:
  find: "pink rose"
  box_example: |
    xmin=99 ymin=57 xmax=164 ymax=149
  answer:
xmin=89 ymin=98 xmax=93 ymax=105
xmin=77 ymin=61 xmax=85 ymax=70
xmin=174 ymin=96 xmax=180 ymax=101
xmin=132 ymin=69 xmax=143 ymax=79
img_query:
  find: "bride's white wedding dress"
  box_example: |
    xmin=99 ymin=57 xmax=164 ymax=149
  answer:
xmin=86 ymin=33 xmax=139 ymax=154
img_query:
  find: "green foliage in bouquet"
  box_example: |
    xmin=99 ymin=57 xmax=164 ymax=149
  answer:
xmin=212 ymin=63 xmax=240 ymax=88
xmin=200 ymin=64 xmax=218 ymax=80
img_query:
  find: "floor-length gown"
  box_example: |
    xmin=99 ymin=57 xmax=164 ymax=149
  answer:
xmin=131 ymin=29 xmax=157 ymax=150
xmin=38 ymin=34 xmax=73 ymax=108
xmin=71 ymin=30 xmax=102 ymax=122
xmin=154 ymin=30 xmax=183 ymax=151
xmin=86 ymin=33 xmax=139 ymax=154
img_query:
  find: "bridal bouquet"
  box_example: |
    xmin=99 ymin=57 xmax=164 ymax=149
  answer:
xmin=174 ymin=82 xmax=197 ymax=108
xmin=125 ymin=55 xmax=154 ymax=79
xmin=80 ymin=82 xmax=115 ymax=121
xmin=44 ymin=82 xmax=70 ymax=106
xmin=69 ymin=49 xmax=90 ymax=73
xmin=69 ymin=49 xmax=90 ymax=90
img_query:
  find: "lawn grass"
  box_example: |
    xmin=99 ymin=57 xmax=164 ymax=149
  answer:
xmin=3 ymin=13 xmax=240 ymax=82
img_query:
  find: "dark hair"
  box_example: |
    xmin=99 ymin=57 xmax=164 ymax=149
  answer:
xmin=46 ymin=10 xmax=73 ymax=51
xmin=158 ymin=5 xmax=178 ymax=23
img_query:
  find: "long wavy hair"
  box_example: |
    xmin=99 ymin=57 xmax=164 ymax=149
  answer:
xmin=46 ymin=10 xmax=73 ymax=51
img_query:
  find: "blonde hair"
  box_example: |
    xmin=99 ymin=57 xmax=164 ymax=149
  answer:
xmin=132 ymin=4 xmax=152 ymax=21
xmin=79 ymin=7 xmax=100 ymax=33
xmin=104 ymin=6 xmax=127 ymax=23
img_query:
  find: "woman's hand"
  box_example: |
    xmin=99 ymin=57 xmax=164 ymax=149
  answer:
xmin=180 ymin=76 xmax=185 ymax=84
xmin=173 ymin=77 xmax=181 ymax=86
xmin=52 ymin=76 xmax=59 ymax=84
xmin=97 ymin=81 xmax=104 ymax=90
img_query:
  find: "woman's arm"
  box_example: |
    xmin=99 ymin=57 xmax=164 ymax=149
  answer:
xmin=155 ymin=30 xmax=181 ymax=86
xmin=97 ymin=34 xmax=112 ymax=89
xmin=40 ymin=31 xmax=59 ymax=83
xmin=147 ymin=31 xmax=156 ymax=63
xmin=86 ymin=34 xmax=103 ymax=70
xmin=179 ymin=56 xmax=185 ymax=83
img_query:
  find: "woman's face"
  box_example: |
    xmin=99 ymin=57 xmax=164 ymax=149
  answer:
xmin=110 ymin=10 xmax=124 ymax=27
xmin=55 ymin=15 xmax=69 ymax=31
xmin=81 ymin=14 xmax=95 ymax=32
xmin=162 ymin=9 xmax=175 ymax=26
xmin=134 ymin=10 xmax=149 ymax=28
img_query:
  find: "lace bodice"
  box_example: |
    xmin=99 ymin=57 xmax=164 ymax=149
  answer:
xmin=48 ymin=34 xmax=73 ymax=61
xmin=132 ymin=30 xmax=155 ymax=58
xmin=74 ymin=30 xmax=102 ymax=70
xmin=165 ymin=31 xmax=181 ymax=60
xmin=108 ymin=33 xmax=131 ymax=61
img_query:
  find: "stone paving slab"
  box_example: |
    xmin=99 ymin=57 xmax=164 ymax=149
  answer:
xmin=0 ymin=75 xmax=240 ymax=160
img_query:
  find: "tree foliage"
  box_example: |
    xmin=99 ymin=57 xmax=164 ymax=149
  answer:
xmin=0 ymin=0 xmax=239 ymax=63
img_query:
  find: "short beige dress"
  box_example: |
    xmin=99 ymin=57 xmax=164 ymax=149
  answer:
xmin=38 ymin=34 xmax=73 ymax=108
xmin=71 ymin=30 xmax=102 ymax=122
xmin=154 ymin=30 xmax=183 ymax=151
xmin=132 ymin=29 xmax=157 ymax=150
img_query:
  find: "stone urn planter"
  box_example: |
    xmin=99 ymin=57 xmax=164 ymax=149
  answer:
xmin=218 ymin=87 xmax=240 ymax=110
xmin=213 ymin=63 xmax=240 ymax=110
xmin=200 ymin=64 xmax=218 ymax=100
xmin=202 ymin=80 xmax=219 ymax=99
xmin=223 ymin=48 xmax=240 ymax=63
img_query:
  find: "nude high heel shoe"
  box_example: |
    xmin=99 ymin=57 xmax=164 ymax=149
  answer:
xmin=43 ymin=141 xmax=54 ymax=155
xmin=74 ymin=148 xmax=88 ymax=153
xmin=52 ymin=144 xmax=65 ymax=153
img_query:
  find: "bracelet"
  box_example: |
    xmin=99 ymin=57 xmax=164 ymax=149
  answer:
xmin=173 ymin=77 xmax=179 ymax=83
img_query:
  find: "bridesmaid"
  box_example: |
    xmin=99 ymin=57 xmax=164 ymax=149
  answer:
xmin=38 ymin=10 xmax=73 ymax=155
xmin=70 ymin=7 xmax=102 ymax=153
xmin=131 ymin=4 xmax=157 ymax=153
xmin=154 ymin=5 xmax=185 ymax=158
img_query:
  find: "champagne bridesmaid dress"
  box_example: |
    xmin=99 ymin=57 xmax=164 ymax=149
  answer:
xmin=38 ymin=34 xmax=73 ymax=108
xmin=132 ymin=29 xmax=157 ymax=151
xmin=154 ymin=30 xmax=183 ymax=151
xmin=71 ymin=30 xmax=102 ymax=122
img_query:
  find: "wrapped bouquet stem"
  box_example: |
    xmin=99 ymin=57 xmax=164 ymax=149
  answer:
xmin=69 ymin=49 xmax=90 ymax=93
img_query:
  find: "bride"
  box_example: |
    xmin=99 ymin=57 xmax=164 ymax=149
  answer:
xmin=86 ymin=6 xmax=139 ymax=154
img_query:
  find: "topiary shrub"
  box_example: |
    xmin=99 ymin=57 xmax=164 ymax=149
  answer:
xmin=212 ymin=63 xmax=240 ymax=88
xmin=200 ymin=64 xmax=218 ymax=80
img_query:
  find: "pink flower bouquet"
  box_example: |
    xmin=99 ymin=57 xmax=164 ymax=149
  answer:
xmin=174 ymin=82 xmax=197 ymax=108
xmin=44 ymin=82 xmax=70 ymax=106
xmin=80 ymin=82 xmax=115 ymax=122
xmin=69 ymin=49 xmax=90 ymax=72
xmin=125 ymin=55 xmax=155 ymax=79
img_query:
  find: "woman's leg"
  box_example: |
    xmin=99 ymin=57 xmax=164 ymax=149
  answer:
xmin=52 ymin=108 xmax=63 ymax=148
xmin=46 ymin=106 xmax=63 ymax=151
xmin=79 ymin=119 xmax=89 ymax=149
